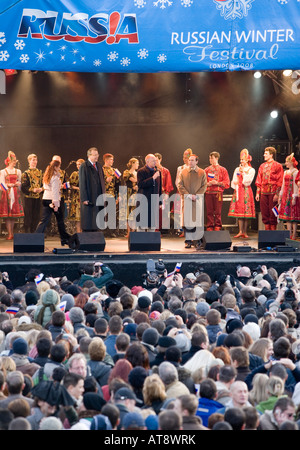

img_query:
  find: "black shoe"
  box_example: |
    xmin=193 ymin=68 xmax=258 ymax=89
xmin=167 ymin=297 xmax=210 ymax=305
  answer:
xmin=61 ymin=236 xmax=71 ymax=246
xmin=185 ymin=241 xmax=192 ymax=249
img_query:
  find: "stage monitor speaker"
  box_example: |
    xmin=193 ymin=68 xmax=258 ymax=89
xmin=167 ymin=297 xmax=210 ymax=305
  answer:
xmin=14 ymin=233 xmax=44 ymax=253
xmin=70 ymin=232 xmax=106 ymax=252
xmin=128 ymin=231 xmax=161 ymax=251
xmin=258 ymin=230 xmax=290 ymax=249
xmin=202 ymin=230 xmax=232 ymax=251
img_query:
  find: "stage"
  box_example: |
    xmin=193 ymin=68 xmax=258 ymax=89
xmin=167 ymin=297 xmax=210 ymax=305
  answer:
xmin=1 ymin=231 xmax=300 ymax=288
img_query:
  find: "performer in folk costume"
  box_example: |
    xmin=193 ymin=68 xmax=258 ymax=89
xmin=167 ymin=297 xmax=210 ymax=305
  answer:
xmin=204 ymin=151 xmax=230 ymax=231
xmin=21 ymin=153 xmax=43 ymax=233
xmin=228 ymin=148 xmax=256 ymax=238
xmin=255 ymin=146 xmax=284 ymax=230
xmin=278 ymin=153 xmax=300 ymax=240
xmin=68 ymin=158 xmax=85 ymax=233
xmin=123 ymin=157 xmax=139 ymax=236
xmin=0 ymin=151 xmax=24 ymax=240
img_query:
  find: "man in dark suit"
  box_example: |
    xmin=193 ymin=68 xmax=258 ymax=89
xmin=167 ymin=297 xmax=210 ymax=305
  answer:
xmin=137 ymin=154 xmax=162 ymax=230
xmin=79 ymin=147 xmax=105 ymax=232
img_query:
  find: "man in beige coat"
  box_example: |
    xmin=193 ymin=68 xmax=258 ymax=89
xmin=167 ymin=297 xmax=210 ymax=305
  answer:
xmin=177 ymin=154 xmax=207 ymax=248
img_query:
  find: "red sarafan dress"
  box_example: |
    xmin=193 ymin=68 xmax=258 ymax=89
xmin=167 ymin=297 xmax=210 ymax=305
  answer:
xmin=0 ymin=169 xmax=24 ymax=218
xmin=278 ymin=169 xmax=300 ymax=222
xmin=228 ymin=165 xmax=256 ymax=219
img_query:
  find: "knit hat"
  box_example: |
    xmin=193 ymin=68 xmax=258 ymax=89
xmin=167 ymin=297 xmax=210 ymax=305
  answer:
xmin=157 ymin=336 xmax=177 ymax=349
xmin=142 ymin=327 xmax=159 ymax=346
xmin=131 ymin=286 xmax=144 ymax=296
xmin=124 ymin=323 xmax=137 ymax=338
xmin=128 ymin=366 xmax=148 ymax=389
xmin=68 ymin=306 xmax=85 ymax=324
xmin=83 ymin=392 xmax=106 ymax=411
xmin=145 ymin=415 xmax=159 ymax=430
xmin=175 ymin=333 xmax=191 ymax=353
xmin=25 ymin=290 xmax=38 ymax=306
xmin=194 ymin=285 xmax=204 ymax=298
xmin=196 ymin=301 xmax=210 ymax=316
xmin=61 ymin=293 xmax=75 ymax=312
xmin=226 ymin=318 xmax=244 ymax=334
xmin=90 ymin=414 xmax=112 ymax=430
xmin=206 ymin=286 xmax=220 ymax=304
xmin=123 ymin=412 xmax=145 ymax=429
xmin=243 ymin=322 xmax=261 ymax=341
xmin=150 ymin=301 xmax=164 ymax=313
xmin=39 ymin=417 xmax=63 ymax=430
xmin=106 ymin=280 xmax=124 ymax=298
xmin=244 ymin=313 xmax=259 ymax=324
xmin=149 ymin=311 xmax=161 ymax=321
xmin=41 ymin=289 xmax=60 ymax=306
xmin=12 ymin=337 xmax=28 ymax=355
xmin=138 ymin=289 xmax=153 ymax=302
xmin=138 ymin=296 xmax=151 ymax=309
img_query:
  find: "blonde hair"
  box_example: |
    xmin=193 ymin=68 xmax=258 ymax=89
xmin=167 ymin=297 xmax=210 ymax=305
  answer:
xmin=249 ymin=373 xmax=269 ymax=405
xmin=267 ymin=376 xmax=284 ymax=397
xmin=27 ymin=154 xmax=37 ymax=162
xmin=142 ymin=374 xmax=167 ymax=405
xmin=183 ymin=349 xmax=216 ymax=377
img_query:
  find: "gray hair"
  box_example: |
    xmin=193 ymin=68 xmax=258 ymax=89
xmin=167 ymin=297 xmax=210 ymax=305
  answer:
xmin=158 ymin=361 xmax=178 ymax=385
xmin=68 ymin=307 xmax=85 ymax=324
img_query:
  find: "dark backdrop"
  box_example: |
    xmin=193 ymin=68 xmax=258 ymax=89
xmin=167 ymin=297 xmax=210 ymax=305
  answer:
xmin=0 ymin=70 xmax=293 ymax=188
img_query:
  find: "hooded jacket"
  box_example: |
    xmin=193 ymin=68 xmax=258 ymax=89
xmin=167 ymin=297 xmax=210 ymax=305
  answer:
xmin=87 ymin=360 xmax=112 ymax=386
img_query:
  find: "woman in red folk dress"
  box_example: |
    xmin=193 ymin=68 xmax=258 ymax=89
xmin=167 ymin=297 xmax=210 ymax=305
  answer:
xmin=278 ymin=153 xmax=300 ymax=240
xmin=228 ymin=149 xmax=256 ymax=238
xmin=0 ymin=151 xmax=24 ymax=240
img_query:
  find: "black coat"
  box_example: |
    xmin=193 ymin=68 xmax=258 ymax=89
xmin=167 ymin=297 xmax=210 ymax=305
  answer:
xmin=79 ymin=160 xmax=105 ymax=231
xmin=137 ymin=165 xmax=162 ymax=228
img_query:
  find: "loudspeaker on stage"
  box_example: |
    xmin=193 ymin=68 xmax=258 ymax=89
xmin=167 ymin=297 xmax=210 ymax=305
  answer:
xmin=128 ymin=231 xmax=161 ymax=251
xmin=14 ymin=233 xmax=45 ymax=253
xmin=202 ymin=230 xmax=232 ymax=251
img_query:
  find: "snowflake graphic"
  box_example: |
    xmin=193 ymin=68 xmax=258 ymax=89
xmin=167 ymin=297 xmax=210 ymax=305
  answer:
xmin=35 ymin=50 xmax=46 ymax=62
xmin=107 ymin=51 xmax=119 ymax=61
xmin=20 ymin=54 xmax=29 ymax=64
xmin=277 ymin=0 xmax=289 ymax=3
xmin=14 ymin=40 xmax=25 ymax=50
xmin=60 ymin=55 xmax=66 ymax=61
xmin=134 ymin=0 xmax=147 ymax=7
xmin=137 ymin=48 xmax=149 ymax=59
xmin=0 ymin=32 xmax=6 ymax=47
xmin=153 ymin=0 xmax=173 ymax=9
xmin=120 ymin=57 xmax=131 ymax=67
xmin=0 ymin=50 xmax=9 ymax=61
xmin=93 ymin=59 xmax=102 ymax=67
xmin=181 ymin=0 xmax=193 ymax=6
xmin=80 ymin=56 xmax=86 ymax=62
xmin=157 ymin=53 xmax=167 ymax=63
xmin=59 ymin=45 xmax=67 ymax=51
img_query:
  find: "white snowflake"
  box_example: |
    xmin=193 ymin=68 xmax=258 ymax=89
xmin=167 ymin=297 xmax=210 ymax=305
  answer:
xmin=14 ymin=40 xmax=26 ymax=50
xmin=80 ymin=56 xmax=86 ymax=62
xmin=93 ymin=59 xmax=102 ymax=67
xmin=0 ymin=50 xmax=9 ymax=61
xmin=120 ymin=57 xmax=131 ymax=67
xmin=59 ymin=45 xmax=67 ymax=51
xmin=107 ymin=51 xmax=119 ymax=61
xmin=60 ymin=55 xmax=66 ymax=61
xmin=181 ymin=0 xmax=193 ymax=6
xmin=153 ymin=0 xmax=173 ymax=9
xmin=20 ymin=54 xmax=29 ymax=64
xmin=157 ymin=53 xmax=167 ymax=63
xmin=137 ymin=48 xmax=149 ymax=59
xmin=0 ymin=32 xmax=6 ymax=47
xmin=134 ymin=0 xmax=147 ymax=7
xmin=277 ymin=0 xmax=289 ymax=3
xmin=35 ymin=50 xmax=46 ymax=62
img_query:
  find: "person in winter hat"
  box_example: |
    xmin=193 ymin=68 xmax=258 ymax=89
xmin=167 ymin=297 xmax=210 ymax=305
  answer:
xmin=34 ymin=289 xmax=60 ymax=328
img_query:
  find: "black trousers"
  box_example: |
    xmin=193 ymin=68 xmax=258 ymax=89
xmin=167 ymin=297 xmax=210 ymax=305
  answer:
xmin=36 ymin=200 xmax=70 ymax=241
xmin=23 ymin=197 xmax=41 ymax=233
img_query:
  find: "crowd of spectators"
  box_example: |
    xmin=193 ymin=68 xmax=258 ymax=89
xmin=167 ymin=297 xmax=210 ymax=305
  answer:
xmin=1 ymin=260 xmax=300 ymax=431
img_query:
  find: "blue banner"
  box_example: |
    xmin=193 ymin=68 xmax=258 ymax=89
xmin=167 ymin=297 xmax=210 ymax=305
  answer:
xmin=0 ymin=0 xmax=299 ymax=72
